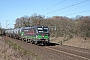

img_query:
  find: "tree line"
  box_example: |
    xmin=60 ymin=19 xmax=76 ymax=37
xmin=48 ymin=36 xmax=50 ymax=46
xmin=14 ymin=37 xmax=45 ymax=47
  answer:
xmin=14 ymin=14 xmax=90 ymax=39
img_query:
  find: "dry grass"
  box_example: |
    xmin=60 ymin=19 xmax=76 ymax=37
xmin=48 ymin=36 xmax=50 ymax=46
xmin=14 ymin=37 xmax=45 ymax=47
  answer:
xmin=63 ymin=37 xmax=90 ymax=49
xmin=0 ymin=36 xmax=41 ymax=60
xmin=50 ymin=37 xmax=90 ymax=49
xmin=0 ymin=37 xmax=30 ymax=60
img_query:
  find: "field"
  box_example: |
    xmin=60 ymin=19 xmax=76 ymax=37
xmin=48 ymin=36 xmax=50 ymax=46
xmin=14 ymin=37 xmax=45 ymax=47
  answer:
xmin=50 ymin=37 xmax=90 ymax=49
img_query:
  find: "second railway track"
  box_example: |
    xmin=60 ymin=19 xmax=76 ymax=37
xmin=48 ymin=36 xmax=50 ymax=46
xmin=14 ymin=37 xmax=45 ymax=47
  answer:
xmin=45 ymin=46 xmax=90 ymax=60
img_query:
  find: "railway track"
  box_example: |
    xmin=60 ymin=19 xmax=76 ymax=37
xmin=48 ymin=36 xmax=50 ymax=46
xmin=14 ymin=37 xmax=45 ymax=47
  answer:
xmin=45 ymin=46 xmax=90 ymax=60
xmin=2 ymin=36 xmax=90 ymax=60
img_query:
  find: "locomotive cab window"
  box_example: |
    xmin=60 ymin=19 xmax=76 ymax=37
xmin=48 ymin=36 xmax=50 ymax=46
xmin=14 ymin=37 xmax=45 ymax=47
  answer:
xmin=38 ymin=28 xmax=43 ymax=33
xmin=38 ymin=28 xmax=49 ymax=33
xmin=43 ymin=28 xmax=48 ymax=33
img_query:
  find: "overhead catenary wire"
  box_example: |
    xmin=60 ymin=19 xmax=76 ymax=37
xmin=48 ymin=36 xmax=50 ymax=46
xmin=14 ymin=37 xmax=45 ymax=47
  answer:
xmin=67 ymin=3 xmax=89 ymax=12
xmin=8 ymin=0 xmax=90 ymax=27
xmin=12 ymin=0 xmax=67 ymax=27
xmin=67 ymin=10 xmax=90 ymax=16
xmin=38 ymin=0 xmax=67 ymax=13
xmin=44 ymin=0 xmax=90 ymax=15
xmin=59 ymin=3 xmax=90 ymax=16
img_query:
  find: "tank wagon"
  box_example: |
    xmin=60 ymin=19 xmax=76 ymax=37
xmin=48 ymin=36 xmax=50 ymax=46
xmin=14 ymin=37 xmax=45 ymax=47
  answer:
xmin=5 ymin=25 xmax=50 ymax=45
xmin=5 ymin=29 xmax=14 ymax=37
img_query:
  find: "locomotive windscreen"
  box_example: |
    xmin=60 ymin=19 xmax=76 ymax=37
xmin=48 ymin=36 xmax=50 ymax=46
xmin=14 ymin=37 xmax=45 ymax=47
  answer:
xmin=38 ymin=27 xmax=49 ymax=33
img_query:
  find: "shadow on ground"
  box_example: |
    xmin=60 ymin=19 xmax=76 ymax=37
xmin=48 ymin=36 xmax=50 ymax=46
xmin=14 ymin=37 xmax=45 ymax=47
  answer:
xmin=39 ymin=42 xmax=59 ymax=46
xmin=48 ymin=42 xmax=59 ymax=46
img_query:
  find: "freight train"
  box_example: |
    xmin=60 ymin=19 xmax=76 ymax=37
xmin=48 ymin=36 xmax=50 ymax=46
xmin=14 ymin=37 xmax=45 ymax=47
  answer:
xmin=5 ymin=25 xmax=50 ymax=45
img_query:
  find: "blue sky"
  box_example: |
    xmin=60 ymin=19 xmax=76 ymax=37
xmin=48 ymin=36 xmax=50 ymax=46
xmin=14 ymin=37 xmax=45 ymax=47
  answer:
xmin=0 ymin=0 xmax=90 ymax=28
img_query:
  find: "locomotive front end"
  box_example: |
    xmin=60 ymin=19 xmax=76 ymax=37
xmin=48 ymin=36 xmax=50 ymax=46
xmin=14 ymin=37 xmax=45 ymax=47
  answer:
xmin=36 ymin=26 xmax=50 ymax=45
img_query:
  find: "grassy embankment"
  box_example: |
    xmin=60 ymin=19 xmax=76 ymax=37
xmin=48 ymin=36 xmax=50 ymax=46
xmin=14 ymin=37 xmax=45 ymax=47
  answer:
xmin=5 ymin=40 xmax=42 ymax=60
